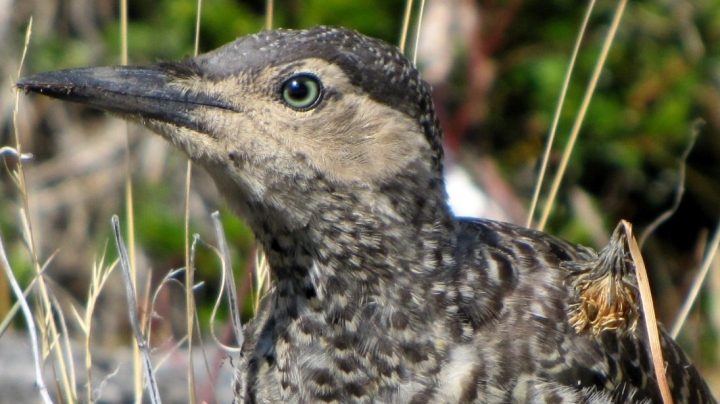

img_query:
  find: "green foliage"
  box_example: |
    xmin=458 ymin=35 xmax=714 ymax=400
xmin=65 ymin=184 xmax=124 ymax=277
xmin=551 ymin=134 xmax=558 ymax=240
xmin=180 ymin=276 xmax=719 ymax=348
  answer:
xmin=478 ymin=0 xmax=719 ymax=242
xmin=293 ymin=0 xmax=405 ymax=42
xmin=27 ymin=37 xmax=97 ymax=72
xmin=134 ymin=188 xmax=186 ymax=262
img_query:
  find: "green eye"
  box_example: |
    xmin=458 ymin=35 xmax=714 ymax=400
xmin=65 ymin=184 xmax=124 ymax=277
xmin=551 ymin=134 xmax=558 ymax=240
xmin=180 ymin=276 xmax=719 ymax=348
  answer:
xmin=281 ymin=73 xmax=322 ymax=110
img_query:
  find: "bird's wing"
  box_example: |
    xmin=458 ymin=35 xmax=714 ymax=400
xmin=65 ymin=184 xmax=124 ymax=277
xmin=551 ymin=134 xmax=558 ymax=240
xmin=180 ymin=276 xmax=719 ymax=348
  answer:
xmin=452 ymin=218 xmax=715 ymax=402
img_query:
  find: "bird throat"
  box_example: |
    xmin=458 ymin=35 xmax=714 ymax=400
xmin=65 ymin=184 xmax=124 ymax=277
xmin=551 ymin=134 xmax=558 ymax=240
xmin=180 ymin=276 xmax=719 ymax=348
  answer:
xmin=253 ymin=166 xmax=457 ymax=295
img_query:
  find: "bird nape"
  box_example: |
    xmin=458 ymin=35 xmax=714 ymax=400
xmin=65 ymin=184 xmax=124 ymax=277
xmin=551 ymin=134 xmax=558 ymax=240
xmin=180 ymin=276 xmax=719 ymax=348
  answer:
xmin=18 ymin=26 xmax=715 ymax=403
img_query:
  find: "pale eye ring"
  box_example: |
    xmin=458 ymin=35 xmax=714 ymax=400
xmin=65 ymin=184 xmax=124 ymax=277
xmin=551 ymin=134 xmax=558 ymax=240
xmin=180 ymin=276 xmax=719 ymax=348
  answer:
xmin=280 ymin=73 xmax=323 ymax=110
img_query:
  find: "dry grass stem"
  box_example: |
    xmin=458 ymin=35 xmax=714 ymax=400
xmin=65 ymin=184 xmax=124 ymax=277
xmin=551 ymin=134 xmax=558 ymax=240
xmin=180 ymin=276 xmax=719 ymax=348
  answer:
xmin=265 ymin=0 xmax=274 ymax=30
xmin=116 ymin=0 xmax=142 ymax=398
xmin=638 ymin=121 xmax=701 ymax=247
xmin=112 ymin=215 xmax=162 ymax=404
xmin=12 ymin=17 xmax=76 ymax=402
xmin=183 ymin=2 xmax=205 ymax=401
xmin=194 ymin=0 xmax=203 ymax=56
xmin=0 ymin=234 xmax=52 ymax=403
xmin=50 ymin=291 xmax=78 ymax=401
xmin=411 ymin=0 xmax=426 ymax=65
xmin=211 ymin=212 xmax=244 ymax=348
xmin=146 ymin=269 xmax=185 ymax=350
xmin=622 ymin=220 xmax=673 ymax=404
xmin=398 ymin=0 xmax=414 ymax=53
xmin=208 ymin=243 xmax=229 ymax=344
xmin=671 ymin=217 xmax=720 ymax=338
xmin=0 ymin=273 xmax=37 ymax=336
xmin=0 ymin=146 xmax=33 ymax=161
xmin=153 ymin=334 xmax=189 ymax=371
xmin=537 ymin=0 xmax=628 ymax=230
xmin=120 ymin=0 xmax=128 ymax=65
xmin=526 ymin=0 xmax=596 ymax=228
xmin=69 ymin=250 xmax=117 ymax=402
xmin=189 ymin=234 xmax=216 ymax=396
xmin=0 ymin=249 xmax=56 ymax=337
xmin=253 ymin=249 xmax=271 ymax=313
xmin=184 ymin=160 xmax=197 ymax=404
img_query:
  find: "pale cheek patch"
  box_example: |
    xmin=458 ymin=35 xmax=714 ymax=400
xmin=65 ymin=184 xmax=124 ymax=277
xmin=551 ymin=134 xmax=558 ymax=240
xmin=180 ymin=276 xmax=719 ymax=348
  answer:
xmin=288 ymin=93 xmax=430 ymax=183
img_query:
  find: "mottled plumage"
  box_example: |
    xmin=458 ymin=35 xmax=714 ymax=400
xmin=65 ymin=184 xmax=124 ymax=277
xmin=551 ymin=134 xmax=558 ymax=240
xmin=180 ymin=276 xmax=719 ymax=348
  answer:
xmin=18 ymin=26 xmax=715 ymax=403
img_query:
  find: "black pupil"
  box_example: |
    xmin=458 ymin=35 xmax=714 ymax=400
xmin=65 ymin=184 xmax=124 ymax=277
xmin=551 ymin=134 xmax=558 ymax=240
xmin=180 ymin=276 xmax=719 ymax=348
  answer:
xmin=287 ymin=79 xmax=309 ymax=100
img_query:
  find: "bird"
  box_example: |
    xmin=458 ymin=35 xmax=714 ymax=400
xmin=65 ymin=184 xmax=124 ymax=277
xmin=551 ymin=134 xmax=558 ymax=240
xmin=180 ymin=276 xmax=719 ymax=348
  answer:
xmin=18 ymin=26 xmax=715 ymax=403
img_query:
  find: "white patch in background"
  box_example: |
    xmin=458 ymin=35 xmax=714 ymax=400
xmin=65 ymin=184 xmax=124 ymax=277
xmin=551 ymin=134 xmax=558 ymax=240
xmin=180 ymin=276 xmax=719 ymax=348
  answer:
xmin=445 ymin=164 xmax=508 ymax=221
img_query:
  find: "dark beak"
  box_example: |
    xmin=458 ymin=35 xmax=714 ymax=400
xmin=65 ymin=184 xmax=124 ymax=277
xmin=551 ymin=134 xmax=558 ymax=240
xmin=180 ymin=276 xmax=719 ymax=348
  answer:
xmin=17 ymin=65 xmax=235 ymax=131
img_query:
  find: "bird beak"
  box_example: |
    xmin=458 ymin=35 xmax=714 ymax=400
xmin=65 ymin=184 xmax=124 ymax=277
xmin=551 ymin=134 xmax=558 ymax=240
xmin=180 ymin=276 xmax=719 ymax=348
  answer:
xmin=16 ymin=65 xmax=235 ymax=133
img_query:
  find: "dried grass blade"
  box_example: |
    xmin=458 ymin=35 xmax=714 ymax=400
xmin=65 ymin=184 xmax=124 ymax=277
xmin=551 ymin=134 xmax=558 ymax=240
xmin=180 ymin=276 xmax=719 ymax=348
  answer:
xmin=112 ymin=215 xmax=162 ymax=404
xmin=212 ymin=212 xmax=244 ymax=348
xmin=0 ymin=234 xmax=52 ymax=404
xmin=527 ymin=0 xmax=596 ymax=228
xmin=622 ymin=220 xmax=673 ymax=404
xmin=671 ymin=217 xmax=720 ymax=338
xmin=639 ymin=121 xmax=701 ymax=247
xmin=537 ymin=0 xmax=628 ymax=230
xmin=411 ymin=0 xmax=426 ymax=65
xmin=399 ymin=0 xmax=414 ymax=53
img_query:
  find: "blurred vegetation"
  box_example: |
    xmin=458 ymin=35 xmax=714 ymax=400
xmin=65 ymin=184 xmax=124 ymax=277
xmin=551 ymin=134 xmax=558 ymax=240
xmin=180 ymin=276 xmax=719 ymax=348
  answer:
xmin=1 ymin=0 xmax=719 ymax=388
xmin=479 ymin=1 xmax=720 ymax=325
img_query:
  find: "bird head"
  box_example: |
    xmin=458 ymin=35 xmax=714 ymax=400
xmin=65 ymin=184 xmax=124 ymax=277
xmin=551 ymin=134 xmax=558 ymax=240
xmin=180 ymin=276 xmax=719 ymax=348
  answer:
xmin=18 ymin=27 xmax=447 ymax=237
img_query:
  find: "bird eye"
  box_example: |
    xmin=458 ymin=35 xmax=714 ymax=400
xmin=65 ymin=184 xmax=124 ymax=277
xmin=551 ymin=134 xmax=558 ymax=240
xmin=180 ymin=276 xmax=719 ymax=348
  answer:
xmin=280 ymin=73 xmax=322 ymax=110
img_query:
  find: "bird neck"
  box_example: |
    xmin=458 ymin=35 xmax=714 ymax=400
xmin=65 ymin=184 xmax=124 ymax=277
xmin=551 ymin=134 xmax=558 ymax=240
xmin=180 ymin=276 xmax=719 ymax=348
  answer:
xmin=256 ymin=169 xmax=457 ymax=300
